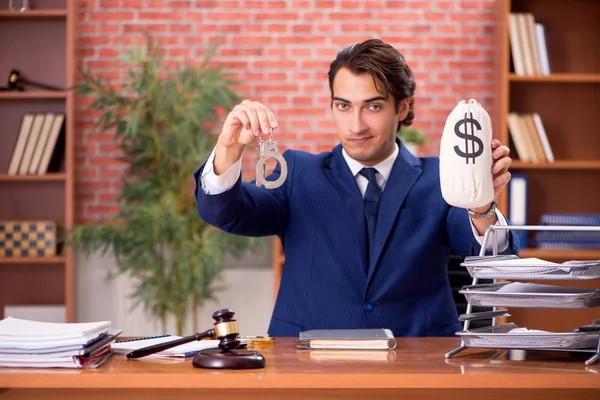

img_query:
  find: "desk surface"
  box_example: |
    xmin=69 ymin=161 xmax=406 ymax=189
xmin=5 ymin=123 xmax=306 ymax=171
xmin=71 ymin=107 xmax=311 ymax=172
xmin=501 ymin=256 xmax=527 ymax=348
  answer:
xmin=0 ymin=337 xmax=598 ymax=391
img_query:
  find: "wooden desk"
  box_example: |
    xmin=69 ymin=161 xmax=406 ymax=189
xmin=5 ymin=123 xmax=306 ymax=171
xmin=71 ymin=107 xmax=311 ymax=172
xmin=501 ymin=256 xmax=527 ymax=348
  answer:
xmin=1 ymin=338 xmax=599 ymax=400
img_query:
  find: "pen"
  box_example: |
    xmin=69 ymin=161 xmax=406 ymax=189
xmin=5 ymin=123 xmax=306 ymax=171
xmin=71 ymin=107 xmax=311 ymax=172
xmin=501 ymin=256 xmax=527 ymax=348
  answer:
xmin=127 ymin=335 xmax=197 ymax=359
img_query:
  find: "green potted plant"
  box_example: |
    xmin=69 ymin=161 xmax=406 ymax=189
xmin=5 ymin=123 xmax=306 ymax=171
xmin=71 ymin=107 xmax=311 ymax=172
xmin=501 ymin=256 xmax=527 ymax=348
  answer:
xmin=68 ymin=35 xmax=256 ymax=336
xmin=397 ymin=126 xmax=427 ymax=156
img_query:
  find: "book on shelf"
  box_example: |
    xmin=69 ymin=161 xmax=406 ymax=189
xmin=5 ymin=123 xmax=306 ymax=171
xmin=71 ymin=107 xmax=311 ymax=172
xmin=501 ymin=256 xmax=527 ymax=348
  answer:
xmin=0 ymin=316 xmax=121 ymax=369
xmin=507 ymin=112 xmax=554 ymax=163
xmin=508 ymin=174 xmax=528 ymax=248
xmin=508 ymin=12 xmax=551 ymax=76
xmin=536 ymin=213 xmax=600 ymax=251
xmin=7 ymin=112 xmax=66 ymax=176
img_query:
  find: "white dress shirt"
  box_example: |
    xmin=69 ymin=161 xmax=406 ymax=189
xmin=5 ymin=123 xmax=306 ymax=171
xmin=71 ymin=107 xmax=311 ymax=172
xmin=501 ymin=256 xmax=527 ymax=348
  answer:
xmin=200 ymin=143 xmax=509 ymax=252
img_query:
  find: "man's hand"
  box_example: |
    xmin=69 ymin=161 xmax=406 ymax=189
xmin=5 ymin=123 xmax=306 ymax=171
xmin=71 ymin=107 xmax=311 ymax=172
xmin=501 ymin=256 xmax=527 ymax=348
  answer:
xmin=470 ymin=139 xmax=512 ymax=214
xmin=214 ymin=100 xmax=278 ymax=175
xmin=469 ymin=139 xmax=511 ymax=235
xmin=491 ymin=138 xmax=512 ymax=199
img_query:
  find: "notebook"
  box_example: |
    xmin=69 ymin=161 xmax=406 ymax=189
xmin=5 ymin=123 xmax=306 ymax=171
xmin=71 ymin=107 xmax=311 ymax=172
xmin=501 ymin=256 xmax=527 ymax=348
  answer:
xmin=112 ymin=335 xmax=251 ymax=357
xmin=297 ymin=328 xmax=397 ymax=350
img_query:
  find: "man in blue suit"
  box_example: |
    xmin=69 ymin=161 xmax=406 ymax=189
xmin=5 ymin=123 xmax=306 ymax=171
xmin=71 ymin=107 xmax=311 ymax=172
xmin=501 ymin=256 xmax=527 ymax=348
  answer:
xmin=194 ymin=39 xmax=518 ymax=337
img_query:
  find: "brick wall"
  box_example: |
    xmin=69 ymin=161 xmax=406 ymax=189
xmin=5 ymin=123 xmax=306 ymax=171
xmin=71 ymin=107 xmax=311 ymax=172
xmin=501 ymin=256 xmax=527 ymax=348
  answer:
xmin=75 ymin=0 xmax=498 ymax=223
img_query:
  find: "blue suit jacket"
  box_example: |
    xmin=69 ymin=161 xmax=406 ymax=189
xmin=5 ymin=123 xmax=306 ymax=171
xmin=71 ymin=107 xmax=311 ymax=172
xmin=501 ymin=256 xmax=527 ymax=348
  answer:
xmin=194 ymin=138 xmax=519 ymax=337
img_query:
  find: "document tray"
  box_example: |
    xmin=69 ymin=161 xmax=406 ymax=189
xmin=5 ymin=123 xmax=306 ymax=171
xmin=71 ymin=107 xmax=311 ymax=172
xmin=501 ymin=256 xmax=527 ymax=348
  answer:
xmin=461 ymin=256 xmax=600 ymax=280
xmin=460 ymin=282 xmax=600 ymax=309
xmin=457 ymin=323 xmax=599 ymax=350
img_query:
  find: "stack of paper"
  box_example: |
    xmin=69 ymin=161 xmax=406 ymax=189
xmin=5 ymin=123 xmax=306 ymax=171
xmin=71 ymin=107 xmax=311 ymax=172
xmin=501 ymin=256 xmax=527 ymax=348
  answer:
xmin=0 ymin=316 xmax=121 ymax=368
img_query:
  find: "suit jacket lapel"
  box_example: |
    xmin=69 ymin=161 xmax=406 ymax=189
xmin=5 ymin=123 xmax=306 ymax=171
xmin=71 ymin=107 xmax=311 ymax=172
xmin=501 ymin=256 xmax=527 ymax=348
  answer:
xmin=324 ymin=145 xmax=368 ymax=272
xmin=367 ymin=140 xmax=422 ymax=283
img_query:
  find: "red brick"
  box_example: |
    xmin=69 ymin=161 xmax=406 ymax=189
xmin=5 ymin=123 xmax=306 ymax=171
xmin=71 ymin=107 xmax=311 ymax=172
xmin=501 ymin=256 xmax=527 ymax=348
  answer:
xmin=316 ymin=1 xmax=335 ymax=8
xmin=89 ymin=12 xmax=135 ymax=21
xmin=268 ymin=24 xmax=288 ymax=33
xmin=99 ymin=0 xmax=119 ymax=7
xmin=437 ymin=24 xmax=458 ymax=34
xmin=255 ymin=12 xmax=301 ymax=21
xmin=122 ymin=0 xmax=144 ymax=7
xmin=266 ymin=0 xmax=287 ymax=8
xmin=205 ymin=12 xmax=251 ymax=21
xmin=232 ymin=36 xmax=273 ymax=46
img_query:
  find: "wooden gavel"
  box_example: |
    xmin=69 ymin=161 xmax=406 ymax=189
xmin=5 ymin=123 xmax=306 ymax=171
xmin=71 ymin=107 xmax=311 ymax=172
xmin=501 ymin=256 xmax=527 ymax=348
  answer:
xmin=126 ymin=308 xmax=241 ymax=359
xmin=0 ymin=69 xmax=63 ymax=92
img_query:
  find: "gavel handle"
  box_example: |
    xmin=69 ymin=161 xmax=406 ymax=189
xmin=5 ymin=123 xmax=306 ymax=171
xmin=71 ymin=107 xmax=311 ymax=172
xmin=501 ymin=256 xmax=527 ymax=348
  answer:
xmin=126 ymin=329 xmax=215 ymax=359
xmin=22 ymin=78 xmax=63 ymax=92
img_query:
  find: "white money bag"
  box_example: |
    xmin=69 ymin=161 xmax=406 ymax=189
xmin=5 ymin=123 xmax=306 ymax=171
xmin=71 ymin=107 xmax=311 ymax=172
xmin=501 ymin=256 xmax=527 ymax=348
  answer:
xmin=439 ymin=98 xmax=494 ymax=209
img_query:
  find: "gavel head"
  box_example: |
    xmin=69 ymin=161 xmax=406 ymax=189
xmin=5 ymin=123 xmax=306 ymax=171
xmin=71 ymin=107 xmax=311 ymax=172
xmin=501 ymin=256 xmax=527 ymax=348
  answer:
xmin=212 ymin=308 xmax=240 ymax=351
xmin=8 ymin=70 xmax=21 ymax=90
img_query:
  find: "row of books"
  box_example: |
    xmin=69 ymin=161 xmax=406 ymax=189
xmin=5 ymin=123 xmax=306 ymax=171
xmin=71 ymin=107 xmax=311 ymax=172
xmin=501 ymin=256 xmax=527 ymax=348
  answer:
xmin=0 ymin=316 xmax=120 ymax=369
xmin=508 ymin=175 xmax=600 ymax=250
xmin=507 ymin=112 xmax=554 ymax=163
xmin=508 ymin=12 xmax=550 ymax=76
xmin=536 ymin=213 xmax=600 ymax=251
xmin=7 ymin=112 xmax=65 ymax=175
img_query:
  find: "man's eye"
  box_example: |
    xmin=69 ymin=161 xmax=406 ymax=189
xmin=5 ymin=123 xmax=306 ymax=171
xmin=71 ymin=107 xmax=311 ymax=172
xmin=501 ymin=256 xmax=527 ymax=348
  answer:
xmin=336 ymin=103 xmax=349 ymax=110
xmin=368 ymin=104 xmax=382 ymax=111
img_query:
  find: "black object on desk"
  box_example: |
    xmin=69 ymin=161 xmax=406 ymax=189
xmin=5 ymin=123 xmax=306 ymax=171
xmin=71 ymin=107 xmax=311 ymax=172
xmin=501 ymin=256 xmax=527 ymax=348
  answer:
xmin=126 ymin=308 xmax=266 ymax=369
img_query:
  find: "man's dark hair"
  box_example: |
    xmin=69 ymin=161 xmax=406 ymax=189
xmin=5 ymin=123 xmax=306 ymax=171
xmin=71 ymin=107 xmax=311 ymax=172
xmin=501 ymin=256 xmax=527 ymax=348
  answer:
xmin=328 ymin=38 xmax=415 ymax=132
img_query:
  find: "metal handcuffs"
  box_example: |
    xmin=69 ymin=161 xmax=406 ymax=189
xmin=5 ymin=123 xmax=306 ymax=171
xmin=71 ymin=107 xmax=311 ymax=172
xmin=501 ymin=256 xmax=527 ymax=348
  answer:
xmin=255 ymin=129 xmax=287 ymax=189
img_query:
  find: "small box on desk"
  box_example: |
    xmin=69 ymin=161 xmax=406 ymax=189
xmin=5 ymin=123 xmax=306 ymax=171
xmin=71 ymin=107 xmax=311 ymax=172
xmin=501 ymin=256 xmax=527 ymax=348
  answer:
xmin=0 ymin=220 xmax=57 ymax=257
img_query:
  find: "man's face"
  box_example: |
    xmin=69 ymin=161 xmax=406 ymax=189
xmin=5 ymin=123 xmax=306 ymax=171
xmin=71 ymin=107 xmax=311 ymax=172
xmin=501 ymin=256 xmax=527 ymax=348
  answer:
xmin=331 ymin=67 xmax=409 ymax=166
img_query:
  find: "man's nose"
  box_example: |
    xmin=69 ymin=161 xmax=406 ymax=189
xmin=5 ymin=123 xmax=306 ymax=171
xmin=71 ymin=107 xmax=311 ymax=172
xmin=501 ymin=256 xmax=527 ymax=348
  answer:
xmin=350 ymin=111 xmax=368 ymax=134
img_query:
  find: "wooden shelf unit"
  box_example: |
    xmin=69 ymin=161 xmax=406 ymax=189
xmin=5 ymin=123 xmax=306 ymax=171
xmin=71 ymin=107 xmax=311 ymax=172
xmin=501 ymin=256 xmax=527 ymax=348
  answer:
xmin=509 ymin=73 xmax=600 ymax=83
xmin=0 ymin=91 xmax=68 ymax=100
xmin=0 ymin=173 xmax=67 ymax=182
xmin=0 ymin=10 xmax=68 ymax=18
xmin=0 ymin=256 xmax=66 ymax=265
xmin=511 ymin=161 xmax=600 ymax=170
xmin=493 ymin=0 xmax=600 ymax=332
xmin=0 ymin=0 xmax=75 ymax=322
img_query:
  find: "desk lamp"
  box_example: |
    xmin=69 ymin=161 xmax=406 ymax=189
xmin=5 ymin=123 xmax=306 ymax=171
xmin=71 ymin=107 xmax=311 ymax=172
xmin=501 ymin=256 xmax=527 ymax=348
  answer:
xmin=126 ymin=309 xmax=266 ymax=369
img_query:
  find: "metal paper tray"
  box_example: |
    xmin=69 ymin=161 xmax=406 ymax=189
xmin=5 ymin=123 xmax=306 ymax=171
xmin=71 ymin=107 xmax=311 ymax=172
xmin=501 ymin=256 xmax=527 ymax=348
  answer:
xmin=459 ymin=282 xmax=600 ymax=309
xmin=457 ymin=323 xmax=599 ymax=350
xmin=461 ymin=255 xmax=600 ymax=280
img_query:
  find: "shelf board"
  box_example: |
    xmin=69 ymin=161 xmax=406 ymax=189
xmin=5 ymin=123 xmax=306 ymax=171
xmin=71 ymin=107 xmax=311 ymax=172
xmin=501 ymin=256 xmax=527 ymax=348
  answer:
xmin=0 ymin=173 xmax=66 ymax=182
xmin=0 ymin=10 xmax=67 ymax=18
xmin=0 ymin=256 xmax=65 ymax=264
xmin=520 ymin=249 xmax=600 ymax=260
xmin=509 ymin=73 xmax=600 ymax=83
xmin=0 ymin=91 xmax=67 ymax=100
xmin=511 ymin=161 xmax=600 ymax=170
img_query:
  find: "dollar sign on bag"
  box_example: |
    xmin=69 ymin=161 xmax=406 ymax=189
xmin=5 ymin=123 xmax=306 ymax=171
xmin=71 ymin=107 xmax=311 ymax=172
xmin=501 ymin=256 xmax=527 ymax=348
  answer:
xmin=453 ymin=112 xmax=483 ymax=164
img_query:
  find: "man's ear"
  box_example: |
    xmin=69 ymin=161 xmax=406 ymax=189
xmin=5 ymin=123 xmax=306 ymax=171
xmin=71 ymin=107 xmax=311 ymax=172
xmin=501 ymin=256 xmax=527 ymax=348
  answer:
xmin=397 ymin=98 xmax=410 ymax=121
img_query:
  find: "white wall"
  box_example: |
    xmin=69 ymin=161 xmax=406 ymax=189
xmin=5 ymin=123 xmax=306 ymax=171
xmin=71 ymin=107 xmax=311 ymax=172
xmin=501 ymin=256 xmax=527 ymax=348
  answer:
xmin=74 ymin=240 xmax=275 ymax=337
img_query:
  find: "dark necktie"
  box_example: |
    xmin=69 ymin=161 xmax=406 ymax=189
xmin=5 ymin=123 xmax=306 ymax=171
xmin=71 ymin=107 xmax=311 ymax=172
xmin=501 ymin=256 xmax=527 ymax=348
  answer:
xmin=359 ymin=167 xmax=381 ymax=259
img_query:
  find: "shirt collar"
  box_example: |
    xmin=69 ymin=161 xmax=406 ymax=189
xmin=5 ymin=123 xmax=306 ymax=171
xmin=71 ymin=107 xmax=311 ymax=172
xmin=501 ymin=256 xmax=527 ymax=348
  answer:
xmin=342 ymin=142 xmax=399 ymax=182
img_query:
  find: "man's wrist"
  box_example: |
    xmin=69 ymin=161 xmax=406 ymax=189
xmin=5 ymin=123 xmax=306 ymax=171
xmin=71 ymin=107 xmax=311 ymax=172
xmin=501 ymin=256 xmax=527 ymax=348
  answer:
xmin=468 ymin=201 xmax=497 ymax=219
xmin=214 ymin=143 xmax=244 ymax=175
